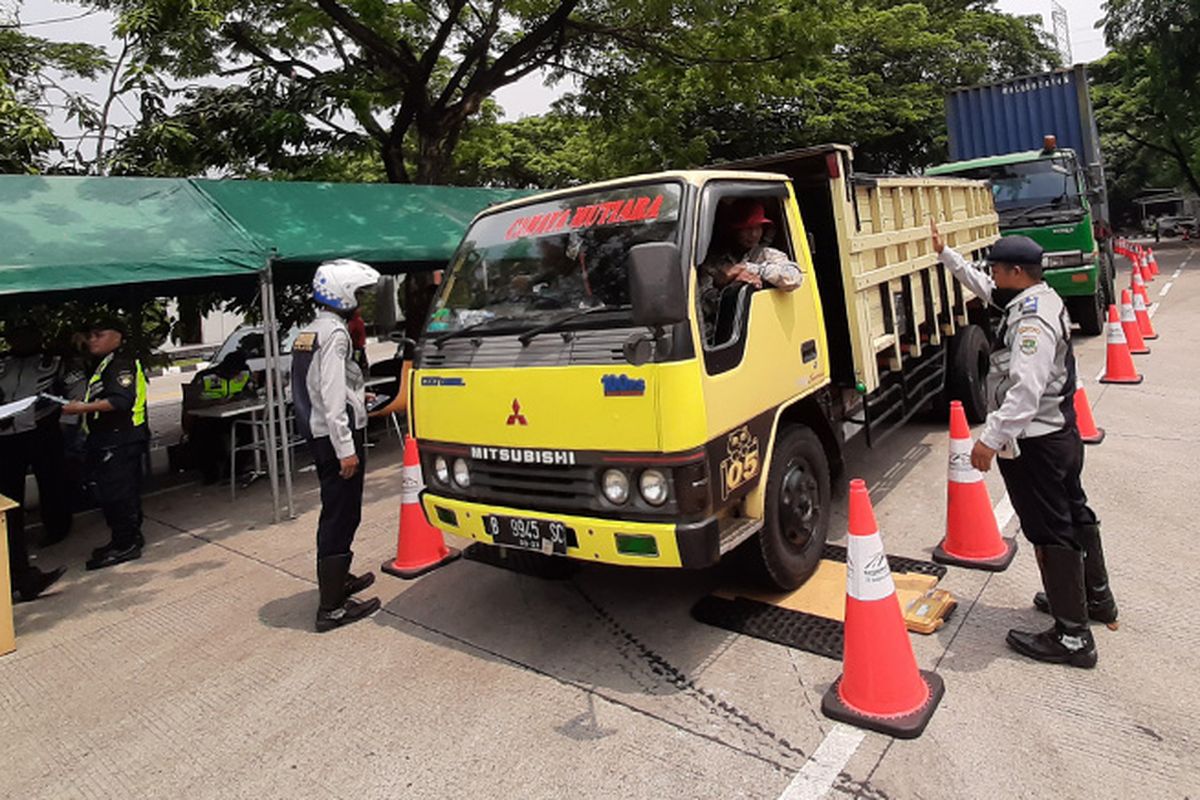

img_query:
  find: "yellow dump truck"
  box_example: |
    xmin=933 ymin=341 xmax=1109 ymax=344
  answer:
xmin=410 ymin=144 xmax=999 ymax=589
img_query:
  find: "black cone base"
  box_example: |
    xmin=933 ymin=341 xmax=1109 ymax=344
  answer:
xmin=821 ymin=670 xmax=945 ymax=739
xmin=381 ymin=547 xmax=461 ymax=580
xmin=932 ymin=536 xmax=1018 ymax=572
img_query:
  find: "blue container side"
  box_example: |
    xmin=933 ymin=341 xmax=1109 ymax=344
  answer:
xmin=946 ymin=69 xmax=1092 ymax=162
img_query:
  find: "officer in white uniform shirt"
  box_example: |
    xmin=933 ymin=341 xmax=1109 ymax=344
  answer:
xmin=291 ymin=259 xmax=382 ymax=632
xmin=932 ymin=221 xmax=1117 ymax=669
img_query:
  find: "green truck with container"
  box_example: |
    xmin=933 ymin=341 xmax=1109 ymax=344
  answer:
xmin=926 ymin=66 xmax=1116 ymax=334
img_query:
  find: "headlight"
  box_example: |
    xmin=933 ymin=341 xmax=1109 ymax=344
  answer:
xmin=1043 ymin=251 xmax=1085 ymax=268
xmin=452 ymin=458 xmax=471 ymax=488
xmin=433 ymin=456 xmax=450 ymax=484
xmin=602 ymin=469 xmax=630 ymax=504
xmin=639 ymin=469 xmax=669 ymax=506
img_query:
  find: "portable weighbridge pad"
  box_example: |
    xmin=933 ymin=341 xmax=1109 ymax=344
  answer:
xmin=692 ymin=545 xmax=955 ymax=660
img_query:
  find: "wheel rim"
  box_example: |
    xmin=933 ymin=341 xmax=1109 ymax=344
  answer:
xmin=778 ymin=459 xmax=820 ymax=550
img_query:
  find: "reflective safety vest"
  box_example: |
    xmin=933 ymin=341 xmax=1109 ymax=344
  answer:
xmin=82 ymin=352 xmax=148 ymax=437
xmin=200 ymin=370 xmax=250 ymax=401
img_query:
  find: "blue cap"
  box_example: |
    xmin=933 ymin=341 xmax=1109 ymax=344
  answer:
xmin=986 ymin=236 xmax=1043 ymax=267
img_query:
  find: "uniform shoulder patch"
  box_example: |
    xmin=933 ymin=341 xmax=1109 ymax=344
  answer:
xmin=1020 ymin=295 xmax=1039 ymax=313
xmin=292 ymin=331 xmax=318 ymax=352
xmin=117 ymin=370 xmax=134 ymax=387
xmin=1019 ymin=337 xmax=1039 ymax=355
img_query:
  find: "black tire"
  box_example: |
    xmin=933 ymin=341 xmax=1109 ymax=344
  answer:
xmin=946 ymin=324 xmax=990 ymax=424
xmin=1071 ymin=286 xmax=1105 ymax=336
xmin=746 ymin=426 xmax=832 ymax=592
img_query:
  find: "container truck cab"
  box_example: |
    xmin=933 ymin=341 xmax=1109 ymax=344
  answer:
xmin=410 ymin=144 xmax=1000 ymax=590
xmin=927 ymin=136 xmax=1114 ymax=334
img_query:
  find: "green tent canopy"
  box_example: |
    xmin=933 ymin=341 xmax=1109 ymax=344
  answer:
xmin=194 ymin=180 xmax=529 ymax=269
xmin=0 ymin=175 xmax=532 ymax=297
xmin=0 ymin=175 xmax=262 ymax=296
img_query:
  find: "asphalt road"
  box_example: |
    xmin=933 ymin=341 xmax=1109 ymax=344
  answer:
xmin=5 ymin=246 xmax=1197 ymax=799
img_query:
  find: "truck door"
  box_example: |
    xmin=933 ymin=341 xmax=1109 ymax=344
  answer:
xmin=693 ymin=180 xmax=829 ymax=508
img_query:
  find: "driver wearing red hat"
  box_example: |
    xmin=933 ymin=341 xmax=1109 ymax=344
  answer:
xmin=699 ymin=198 xmax=802 ymax=339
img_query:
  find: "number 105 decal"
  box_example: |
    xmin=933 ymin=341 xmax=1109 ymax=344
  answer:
xmin=720 ymin=425 xmax=761 ymax=500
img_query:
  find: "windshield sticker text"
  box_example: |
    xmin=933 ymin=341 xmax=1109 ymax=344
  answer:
xmin=421 ymin=376 xmax=466 ymax=387
xmin=505 ymin=195 xmax=665 ymax=241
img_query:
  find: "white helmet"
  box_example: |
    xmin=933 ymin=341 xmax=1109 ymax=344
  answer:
xmin=313 ymin=259 xmax=381 ymax=311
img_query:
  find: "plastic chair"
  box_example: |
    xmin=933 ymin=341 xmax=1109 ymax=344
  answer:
xmin=368 ymin=360 xmax=410 ymax=439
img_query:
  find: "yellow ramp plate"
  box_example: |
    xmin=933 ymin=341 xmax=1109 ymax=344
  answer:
xmin=719 ymin=560 xmax=955 ymax=634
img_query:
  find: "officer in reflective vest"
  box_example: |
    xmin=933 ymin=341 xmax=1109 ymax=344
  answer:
xmin=189 ymin=351 xmax=255 ymax=484
xmin=932 ymin=222 xmax=1116 ymax=669
xmin=62 ymin=318 xmax=150 ymax=570
xmin=0 ymin=323 xmax=69 ymax=600
xmin=291 ymin=259 xmax=382 ymax=632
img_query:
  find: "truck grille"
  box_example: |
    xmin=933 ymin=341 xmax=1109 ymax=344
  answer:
xmin=417 ymin=326 xmax=633 ymax=369
xmin=470 ymin=462 xmax=596 ymax=511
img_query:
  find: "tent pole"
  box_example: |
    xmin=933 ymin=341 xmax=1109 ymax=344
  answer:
xmin=259 ymin=265 xmax=282 ymax=523
xmin=266 ymin=263 xmax=295 ymax=518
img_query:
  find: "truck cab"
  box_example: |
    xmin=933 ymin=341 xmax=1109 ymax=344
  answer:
xmin=411 ymin=146 xmax=999 ymax=590
xmin=928 ymin=141 xmax=1112 ymax=333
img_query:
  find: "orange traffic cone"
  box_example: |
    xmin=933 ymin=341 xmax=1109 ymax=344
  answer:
xmin=1099 ymin=304 xmax=1143 ymax=384
xmin=1074 ymin=386 xmax=1104 ymax=445
xmin=1140 ymin=252 xmax=1155 ymax=282
xmin=1119 ymin=289 xmax=1150 ymax=354
xmin=1147 ymin=249 xmax=1160 ymax=278
xmin=381 ymin=436 xmax=462 ymax=579
xmin=932 ymin=401 xmax=1017 ymax=571
xmin=1132 ymin=263 xmax=1151 ymax=305
xmin=822 ymin=479 xmax=945 ymax=739
xmin=1132 ymin=288 xmax=1158 ymax=340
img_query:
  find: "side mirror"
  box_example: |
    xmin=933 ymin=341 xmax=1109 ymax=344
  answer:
xmin=627 ymin=242 xmax=687 ymax=329
xmin=388 ymin=332 xmax=417 ymax=359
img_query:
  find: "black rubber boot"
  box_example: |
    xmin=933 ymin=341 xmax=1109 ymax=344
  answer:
xmin=315 ymin=554 xmax=381 ymax=633
xmin=346 ymin=571 xmax=375 ymax=596
xmin=14 ymin=565 xmax=67 ymax=603
xmin=1032 ymin=523 xmax=1118 ymax=628
xmin=1008 ymin=545 xmax=1097 ymax=668
xmin=85 ymin=542 xmax=142 ymax=571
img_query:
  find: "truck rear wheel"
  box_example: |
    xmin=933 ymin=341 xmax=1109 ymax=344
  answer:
xmin=747 ymin=426 xmax=831 ymax=591
xmin=947 ymin=324 xmax=990 ymax=424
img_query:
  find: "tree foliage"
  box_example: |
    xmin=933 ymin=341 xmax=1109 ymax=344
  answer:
xmin=0 ymin=19 xmax=109 ymax=172
xmin=1094 ymin=0 xmax=1199 ymax=197
xmin=87 ymin=0 xmax=1057 ymax=184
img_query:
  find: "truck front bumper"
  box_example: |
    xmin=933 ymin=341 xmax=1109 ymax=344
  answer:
xmin=1044 ymin=263 xmax=1097 ymax=297
xmin=421 ymin=492 xmax=722 ymax=569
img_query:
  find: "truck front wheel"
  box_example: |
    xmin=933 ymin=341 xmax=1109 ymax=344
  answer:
xmin=747 ymin=426 xmax=831 ymax=591
xmin=1070 ymin=285 xmax=1106 ymax=336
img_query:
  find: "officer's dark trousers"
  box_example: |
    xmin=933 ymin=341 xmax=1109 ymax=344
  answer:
xmin=311 ymin=429 xmax=366 ymax=558
xmin=997 ymin=427 xmax=1097 ymax=550
xmin=0 ymin=418 xmax=72 ymax=579
xmin=87 ymin=440 xmax=144 ymax=549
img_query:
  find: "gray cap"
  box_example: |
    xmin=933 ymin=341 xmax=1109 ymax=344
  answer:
xmin=986 ymin=235 xmax=1043 ymax=267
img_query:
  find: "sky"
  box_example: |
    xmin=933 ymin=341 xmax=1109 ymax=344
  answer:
xmin=16 ymin=0 xmax=1113 ymax=148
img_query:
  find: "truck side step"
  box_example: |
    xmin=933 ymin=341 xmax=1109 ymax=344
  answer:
xmin=718 ymin=517 xmax=764 ymax=555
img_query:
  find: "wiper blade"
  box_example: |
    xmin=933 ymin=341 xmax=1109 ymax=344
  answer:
xmin=431 ymin=315 xmax=526 ymax=348
xmin=517 ymin=304 xmax=632 ymax=346
xmin=1003 ymin=195 xmax=1071 ymax=224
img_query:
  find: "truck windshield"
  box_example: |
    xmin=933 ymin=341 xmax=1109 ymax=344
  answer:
xmin=427 ymin=182 xmax=684 ymax=336
xmin=956 ymin=157 xmax=1082 ymax=220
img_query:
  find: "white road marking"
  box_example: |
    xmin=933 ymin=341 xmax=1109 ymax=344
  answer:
xmin=1173 ymin=268 xmax=1183 ymax=279
xmin=993 ymin=493 xmax=1015 ymax=531
xmin=1149 ymin=302 xmax=1159 ymax=318
xmin=778 ymin=724 xmax=866 ymax=800
xmin=778 ymin=490 xmax=1014 ymax=799
xmin=1159 ymin=282 xmax=1173 ymax=297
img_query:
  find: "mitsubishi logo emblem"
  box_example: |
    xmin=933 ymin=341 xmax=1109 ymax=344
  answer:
xmin=506 ymin=398 xmax=528 ymax=426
